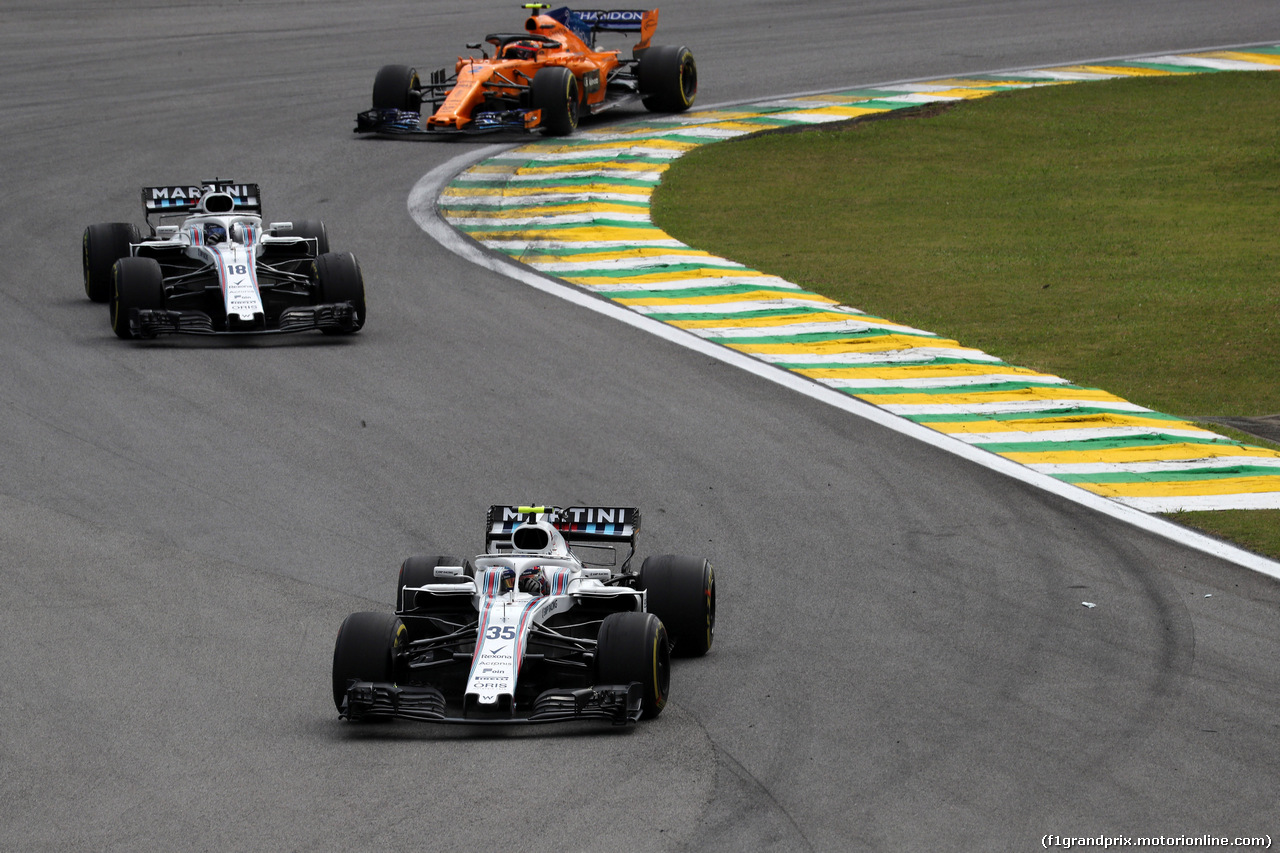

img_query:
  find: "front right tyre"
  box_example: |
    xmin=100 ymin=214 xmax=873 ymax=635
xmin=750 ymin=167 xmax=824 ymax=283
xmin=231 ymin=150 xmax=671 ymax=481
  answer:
xmin=331 ymin=611 xmax=406 ymax=714
xmin=110 ymin=256 xmax=164 ymax=340
xmin=372 ymin=64 xmax=421 ymax=111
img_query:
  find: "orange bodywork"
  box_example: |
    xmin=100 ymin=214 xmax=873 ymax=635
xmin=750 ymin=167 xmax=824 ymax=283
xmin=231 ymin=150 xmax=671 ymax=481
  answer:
xmin=424 ymin=9 xmax=657 ymax=132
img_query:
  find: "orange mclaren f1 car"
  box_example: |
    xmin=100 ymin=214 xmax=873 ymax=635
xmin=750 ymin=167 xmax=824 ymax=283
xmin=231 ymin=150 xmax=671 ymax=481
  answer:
xmin=354 ymin=4 xmax=697 ymax=137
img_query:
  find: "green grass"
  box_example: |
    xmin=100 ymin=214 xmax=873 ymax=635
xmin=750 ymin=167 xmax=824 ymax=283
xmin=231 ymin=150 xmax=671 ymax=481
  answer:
xmin=651 ymin=71 xmax=1280 ymax=561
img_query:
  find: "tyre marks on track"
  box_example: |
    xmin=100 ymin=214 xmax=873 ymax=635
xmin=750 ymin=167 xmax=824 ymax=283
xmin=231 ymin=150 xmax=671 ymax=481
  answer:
xmin=439 ymin=45 xmax=1280 ymax=512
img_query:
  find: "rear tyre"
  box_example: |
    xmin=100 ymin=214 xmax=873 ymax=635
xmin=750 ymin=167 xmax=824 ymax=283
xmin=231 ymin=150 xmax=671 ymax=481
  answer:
xmin=595 ymin=611 xmax=670 ymax=719
xmin=331 ymin=611 xmax=406 ymax=713
xmin=83 ymin=222 xmax=140 ymax=303
xmin=291 ymin=219 xmax=329 ymax=255
xmin=637 ymin=554 xmax=715 ymax=657
xmin=313 ymin=251 xmax=366 ymax=334
xmin=110 ymin=257 xmax=164 ymax=340
xmin=397 ymin=555 xmax=470 ymax=610
xmin=531 ymin=66 xmax=580 ymax=136
xmin=372 ymin=64 xmax=421 ymax=111
xmin=638 ymin=45 xmax=697 ymax=113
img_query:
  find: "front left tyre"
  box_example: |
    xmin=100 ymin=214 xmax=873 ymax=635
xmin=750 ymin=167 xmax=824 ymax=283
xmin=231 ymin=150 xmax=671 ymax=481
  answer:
xmin=313 ymin=251 xmax=366 ymax=334
xmin=531 ymin=66 xmax=580 ymax=136
xmin=595 ymin=610 xmax=670 ymax=719
xmin=83 ymin=221 xmax=141 ymax=303
xmin=331 ymin=611 xmax=406 ymax=714
xmin=110 ymin=256 xmax=164 ymax=340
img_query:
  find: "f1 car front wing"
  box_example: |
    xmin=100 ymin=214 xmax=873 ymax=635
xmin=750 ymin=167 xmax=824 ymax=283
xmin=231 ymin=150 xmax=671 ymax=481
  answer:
xmin=338 ymin=680 xmax=644 ymax=725
xmin=123 ymin=302 xmax=358 ymax=337
xmin=355 ymin=107 xmax=539 ymax=135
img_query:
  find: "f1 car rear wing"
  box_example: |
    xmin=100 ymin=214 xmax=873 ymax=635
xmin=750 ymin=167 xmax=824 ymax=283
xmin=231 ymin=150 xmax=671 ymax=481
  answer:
xmin=529 ymin=5 xmax=657 ymax=51
xmin=141 ymin=181 xmax=262 ymax=224
xmin=486 ymin=504 xmax=640 ymax=567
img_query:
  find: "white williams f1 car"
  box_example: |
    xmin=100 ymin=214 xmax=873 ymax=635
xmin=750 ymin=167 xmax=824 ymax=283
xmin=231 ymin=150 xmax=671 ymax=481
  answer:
xmin=332 ymin=505 xmax=716 ymax=725
xmin=82 ymin=181 xmax=366 ymax=339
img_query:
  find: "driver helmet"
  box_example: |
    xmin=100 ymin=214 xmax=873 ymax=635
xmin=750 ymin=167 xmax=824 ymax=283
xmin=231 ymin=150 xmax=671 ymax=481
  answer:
xmin=518 ymin=567 xmax=547 ymax=596
xmin=496 ymin=566 xmax=516 ymax=595
xmin=203 ymin=223 xmax=227 ymax=245
xmin=504 ymin=40 xmax=540 ymax=60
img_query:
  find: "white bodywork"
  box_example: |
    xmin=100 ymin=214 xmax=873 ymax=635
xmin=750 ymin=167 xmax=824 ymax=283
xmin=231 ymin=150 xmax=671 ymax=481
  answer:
xmin=404 ymin=517 xmax=641 ymax=708
xmin=143 ymin=193 xmax=307 ymax=324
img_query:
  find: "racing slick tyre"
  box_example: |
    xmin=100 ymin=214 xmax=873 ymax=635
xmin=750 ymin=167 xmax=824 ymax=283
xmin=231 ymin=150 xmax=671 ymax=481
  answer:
xmin=637 ymin=555 xmax=715 ymax=657
xmin=331 ymin=611 xmax=406 ymax=714
xmin=372 ymin=64 xmax=421 ymax=111
xmin=110 ymin=257 xmax=164 ymax=340
xmin=531 ymin=66 xmax=580 ymax=136
xmin=397 ymin=555 xmax=471 ymax=609
xmin=595 ymin=611 xmax=670 ymax=719
xmin=83 ymin=221 xmax=141 ymax=303
xmin=291 ymin=219 xmax=329 ymax=255
xmin=313 ymin=251 xmax=366 ymax=334
xmin=638 ymin=45 xmax=697 ymax=113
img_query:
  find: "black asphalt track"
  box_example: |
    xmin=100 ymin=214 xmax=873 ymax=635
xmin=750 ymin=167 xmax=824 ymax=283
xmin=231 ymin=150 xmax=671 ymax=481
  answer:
xmin=2 ymin=2 xmax=1278 ymax=850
